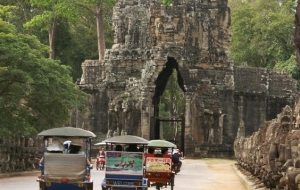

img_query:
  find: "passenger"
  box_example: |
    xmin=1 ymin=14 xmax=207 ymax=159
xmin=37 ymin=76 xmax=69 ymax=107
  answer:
xmin=63 ymin=140 xmax=71 ymax=153
xmin=143 ymin=147 xmax=154 ymax=166
xmin=97 ymin=148 xmax=106 ymax=157
xmin=162 ymin=148 xmax=171 ymax=158
xmin=68 ymin=144 xmax=83 ymax=154
xmin=146 ymin=148 xmax=155 ymax=157
xmin=115 ymin=145 xmax=123 ymax=151
xmin=138 ymin=146 xmax=144 ymax=152
xmin=126 ymin=144 xmax=138 ymax=152
xmin=68 ymin=143 xmax=92 ymax=167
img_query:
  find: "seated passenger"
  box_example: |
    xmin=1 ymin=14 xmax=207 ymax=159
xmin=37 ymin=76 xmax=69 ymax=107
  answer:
xmin=146 ymin=148 xmax=155 ymax=157
xmin=68 ymin=142 xmax=92 ymax=167
xmin=68 ymin=144 xmax=83 ymax=154
xmin=161 ymin=149 xmax=171 ymax=158
xmin=115 ymin=145 xmax=123 ymax=151
xmin=126 ymin=144 xmax=138 ymax=152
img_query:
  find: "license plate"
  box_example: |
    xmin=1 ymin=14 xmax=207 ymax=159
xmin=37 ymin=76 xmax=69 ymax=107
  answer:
xmin=153 ymin=173 xmax=160 ymax=177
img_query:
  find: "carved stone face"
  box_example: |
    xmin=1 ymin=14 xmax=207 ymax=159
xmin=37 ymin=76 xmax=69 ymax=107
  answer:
xmin=152 ymin=16 xmax=179 ymax=47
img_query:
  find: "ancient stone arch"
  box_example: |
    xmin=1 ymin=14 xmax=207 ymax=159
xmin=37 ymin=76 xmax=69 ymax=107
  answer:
xmin=71 ymin=0 xmax=298 ymax=157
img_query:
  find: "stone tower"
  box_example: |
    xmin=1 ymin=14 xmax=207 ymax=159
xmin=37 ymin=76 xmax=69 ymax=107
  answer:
xmin=73 ymin=0 xmax=298 ymax=157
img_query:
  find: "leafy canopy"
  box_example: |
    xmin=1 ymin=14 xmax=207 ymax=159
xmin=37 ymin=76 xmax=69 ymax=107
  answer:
xmin=0 ymin=18 xmax=89 ymax=136
xmin=229 ymin=0 xmax=295 ymax=68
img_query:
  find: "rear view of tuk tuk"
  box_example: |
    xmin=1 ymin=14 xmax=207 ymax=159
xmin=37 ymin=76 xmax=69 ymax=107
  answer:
xmin=37 ymin=127 xmax=96 ymax=190
xmin=145 ymin=140 xmax=177 ymax=190
xmin=101 ymin=135 xmax=149 ymax=190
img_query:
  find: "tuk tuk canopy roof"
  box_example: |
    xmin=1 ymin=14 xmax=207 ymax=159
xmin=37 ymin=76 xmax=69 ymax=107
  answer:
xmin=102 ymin=135 xmax=149 ymax=144
xmin=147 ymin=140 xmax=177 ymax=148
xmin=94 ymin=142 xmax=110 ymax=146
xmin=38 ymin=127 xmax=96 ymax=138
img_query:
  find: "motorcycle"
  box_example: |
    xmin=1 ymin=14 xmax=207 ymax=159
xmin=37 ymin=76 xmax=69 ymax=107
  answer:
xmin=173 ymin=162 xmax=180 ymax=174
xmin=96 ymin=155 xmax=105 ymax=170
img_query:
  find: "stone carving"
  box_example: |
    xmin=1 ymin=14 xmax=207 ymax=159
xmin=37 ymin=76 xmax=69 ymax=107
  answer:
xmin=121 ymin=129 xmax=127 ymax=136
xmin=0 ymin=137 xmax=41 ymax=174
xmin=106 ymin=129 xmax=112 ymax=139
xmin=217 ymin=113 xmax=225 ymax=144
xmin=234 ymin=101 xmax=300 ymax=189
xmin=236 ymin=120 xmax=245 ymax=138
xmin=141 ymin=60 xmax=156 ymax=84
xmin=113 ymin=130 xmax=118 ymax=137
xmin=28 ymin=138 xmax=34 ymax=147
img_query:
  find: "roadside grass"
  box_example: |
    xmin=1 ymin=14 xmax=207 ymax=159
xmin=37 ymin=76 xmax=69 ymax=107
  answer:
xmin=200 ymin=158 xmax=237 ymax=166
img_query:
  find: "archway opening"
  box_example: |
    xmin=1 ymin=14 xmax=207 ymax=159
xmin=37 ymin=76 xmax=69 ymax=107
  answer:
xmin=151 ymin=57 xmax=186 ymax=150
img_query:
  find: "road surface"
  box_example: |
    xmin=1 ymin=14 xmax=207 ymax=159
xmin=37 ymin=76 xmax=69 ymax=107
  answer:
xmin=0 ymin=159 xmax=249 ymax=190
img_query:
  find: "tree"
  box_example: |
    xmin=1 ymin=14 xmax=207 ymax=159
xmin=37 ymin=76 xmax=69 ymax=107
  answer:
xmin=72 ymin=0 xmax=115 ymax=61
xmin=160 ymin=69 xmax=185 ymax=142
xmin=229 ymin=0 xmax=295 ymax=68
xmin=0 ymin=0 xmax=34 ymax=33
xmin=24 ymin=0 xmax=79 ymax=59
xmin=24 ymin=0 xmax=115 ymax=62
xmin=0 ymin=18 xmax=90 ymax=136
xmin=274 ymin=55 xmax=300 ymax=89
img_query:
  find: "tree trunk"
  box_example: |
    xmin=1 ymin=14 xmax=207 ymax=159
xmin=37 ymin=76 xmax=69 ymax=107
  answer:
xmin=96 ymin=4 xmax=106 ymax=61
xmin=49 ymin=16 xmax=57 ymax=59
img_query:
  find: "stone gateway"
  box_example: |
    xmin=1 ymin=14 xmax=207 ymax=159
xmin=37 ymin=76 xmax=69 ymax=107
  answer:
xmin=71 ymin=0 xmax=298 ymax=157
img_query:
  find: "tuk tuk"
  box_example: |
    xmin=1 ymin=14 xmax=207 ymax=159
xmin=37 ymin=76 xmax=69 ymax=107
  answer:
xmin=94 ymin=142 xmax=108 ymax=170
xmin=145 ymin=140 xmax=176 ymax=190
xmin=101 ymin=135 xmax=149 ymax=190
xmin=36 ymin=127 xmax=96 ymax=190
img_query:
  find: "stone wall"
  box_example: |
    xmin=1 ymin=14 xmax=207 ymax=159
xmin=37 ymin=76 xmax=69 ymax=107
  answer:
xmin=72 ymin=0 xmax=299 ymax=157
xmin=0 ymin=137 xmax=41 ymax=173
xmin=234 ymin=100 xmax=300 ymax=189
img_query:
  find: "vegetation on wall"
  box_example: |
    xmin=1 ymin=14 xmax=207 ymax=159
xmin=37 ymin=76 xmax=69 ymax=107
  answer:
xmin=162 ymin=0 xmax=174 ymax=6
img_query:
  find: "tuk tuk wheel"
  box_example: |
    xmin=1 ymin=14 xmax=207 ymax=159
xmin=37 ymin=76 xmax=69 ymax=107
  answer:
xmin=100 ymin=163 xmax=104 ymax=170
xmin=170 ymin=176 xmax=175 ymax=190
xmin=156 ymin=183 xmax=161 ymax=190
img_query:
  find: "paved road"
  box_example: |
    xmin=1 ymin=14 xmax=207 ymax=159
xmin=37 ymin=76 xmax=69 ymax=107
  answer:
xmin=0 ymin=159 xmax=249 ymax=190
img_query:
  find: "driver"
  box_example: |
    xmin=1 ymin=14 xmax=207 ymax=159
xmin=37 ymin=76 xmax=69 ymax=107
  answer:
xmin=97 ymin=148 xmax=106 ymax=157
xmin=172 ymin=149 xmax=182 ymax=171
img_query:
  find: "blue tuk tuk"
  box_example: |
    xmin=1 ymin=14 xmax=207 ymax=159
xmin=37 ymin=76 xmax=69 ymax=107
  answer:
xmin=101 ymin=135 xmax=149 ymax=190
xmin=36 ymin=127 xmax=96 ymax=190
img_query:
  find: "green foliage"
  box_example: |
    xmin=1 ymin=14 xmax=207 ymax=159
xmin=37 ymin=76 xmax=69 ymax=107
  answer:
xmin=274 ymin=55 xmax=297 ymax=76
xmin=159 ymin=69 xmax=185 ymax=141
xmin=0 ymin=5 xmax=16 ymax=21
xmin=21 ymin=0 xmax=114 ymax=79
xmin=229 ymin=0 xmax=295 ymax=68
xmin=274 ymin=55 xmax=300 ymax=89
xmin=162 ymin=0 xmax=174 ymax=6
xmin=0 ymin=19 xmax=90 ymax=136
xmin=24 ymin=0 xmax=78 ymax=30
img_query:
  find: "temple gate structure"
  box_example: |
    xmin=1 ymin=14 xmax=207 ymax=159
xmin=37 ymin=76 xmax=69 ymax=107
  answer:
xmin=71 ymin=0 xmax=298 ymax=157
